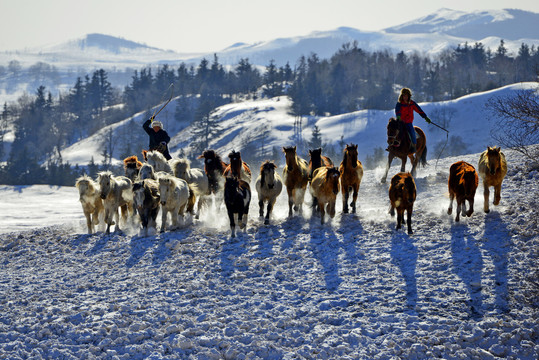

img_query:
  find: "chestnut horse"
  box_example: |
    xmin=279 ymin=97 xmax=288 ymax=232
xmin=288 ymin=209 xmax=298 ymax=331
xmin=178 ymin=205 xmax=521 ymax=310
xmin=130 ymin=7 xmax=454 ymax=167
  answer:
xmin=310 ymin=166 xmax=341 ymax=224
xmin=123 ymin=155 xmax=143 ymax=182
xmin=389 ymin=172 xmax=416 ymax=234
xmin=381 ymin=117 xmax=427 ymax=183
xmin=478 ymin=146 xmax=507 ymax=213
xmin=224 ymin=150 xmax=252 ymax=183
xmin=339 ymin=144 xmax=364 ymax=214
xmin=282 ymin=146 xmax=310 ymax=217
xmin=308 ymin=148 xmax=334 ymax=212
xmin=448 ymin=161 xmax=478 ymax=222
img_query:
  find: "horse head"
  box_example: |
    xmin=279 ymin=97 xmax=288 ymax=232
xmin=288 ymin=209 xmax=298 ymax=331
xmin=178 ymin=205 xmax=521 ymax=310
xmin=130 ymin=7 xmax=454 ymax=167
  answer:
xmin=97 ymin=171 xmax=113 ymax=200
xmin=260 ymin=161 xmax=277 ymax=189
xmin=228 ymin=150 xmax=243 ymax=176
xmin=283 ymin=146 xmax=297 ymax=171
xmin=344 ymin=144 xmax=359 ymax=168
xmin=326 ymin=167 xmax=341 ymax=195
xmin=486 ymin=146 xmax=502 ymax=175
xmin=387 ymin=117 xmax=403 ymax=148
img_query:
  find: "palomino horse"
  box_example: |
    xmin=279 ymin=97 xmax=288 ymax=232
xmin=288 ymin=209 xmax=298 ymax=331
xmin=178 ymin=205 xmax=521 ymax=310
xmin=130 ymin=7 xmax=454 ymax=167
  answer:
xmin=75 ymin=175 xmax=104 ymax=234
xmin=123 ymin=155 xmax=143 ymax=182
xmin=198 ymin=149 xmax=228 ymax=195
xmin=389 ymin=172 xmax=417 ymax=234
xmin=97 ymin=171 xmax=133 ymax=234
xmin=339 ymin=144 xmax=364 ymax=214
xmin=255 ymin=161 xmax=283 ymax=224
xmin=310 ymin=166 xmax=341 ymax=224
xmin=158 ymin=174 xmax=191 ymax=232
xmin=448 ymin=161 xmax=479 ymax=222
xmin=478 ymin=146 xmax=507 ymax=213
xmin=224 ymin=150 xmax=252 ymax=183
xmin=381 ymin=117 xmax=427 ymax=183
xmin=308 ymin=148 xmax=334 ymax=212
xmin=282 ymin=146 xmax=310 ymax=217
xmin=170 ymin=158 xmax=210 ymax=217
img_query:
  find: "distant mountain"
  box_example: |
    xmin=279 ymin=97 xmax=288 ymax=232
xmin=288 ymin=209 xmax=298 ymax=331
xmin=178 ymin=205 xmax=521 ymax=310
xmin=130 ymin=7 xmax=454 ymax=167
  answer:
xmin=385 ymin=8 xmax=539 ymax=40
xmin=44 ymin=33 xmax=161 ymax=53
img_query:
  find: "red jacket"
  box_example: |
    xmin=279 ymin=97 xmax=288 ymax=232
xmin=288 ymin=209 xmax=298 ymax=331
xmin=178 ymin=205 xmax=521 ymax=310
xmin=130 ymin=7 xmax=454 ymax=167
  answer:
xmin=395 ymin=100 xmax=426 ymax=124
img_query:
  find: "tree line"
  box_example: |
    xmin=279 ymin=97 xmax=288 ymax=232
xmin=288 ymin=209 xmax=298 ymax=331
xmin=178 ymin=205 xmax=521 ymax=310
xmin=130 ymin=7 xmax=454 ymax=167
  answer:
xmin=1 ymin=39 xmax=538 ymax=185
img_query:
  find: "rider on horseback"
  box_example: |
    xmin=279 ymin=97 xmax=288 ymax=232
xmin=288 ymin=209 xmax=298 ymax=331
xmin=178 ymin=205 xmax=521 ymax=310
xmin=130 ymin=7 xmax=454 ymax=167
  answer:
xmin=395 ymin=88 xmax=431 ymax=153
xmin=143 ymin=116 xmax=172 ymax=160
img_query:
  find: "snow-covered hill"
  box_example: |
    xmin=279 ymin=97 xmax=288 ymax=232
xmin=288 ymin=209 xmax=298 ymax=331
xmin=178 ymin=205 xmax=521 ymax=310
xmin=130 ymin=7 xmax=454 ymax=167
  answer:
xmin=57 ymin=82 xmax=537 ymax=170
xmin=0 ymin=146 xmax=537 ymax=358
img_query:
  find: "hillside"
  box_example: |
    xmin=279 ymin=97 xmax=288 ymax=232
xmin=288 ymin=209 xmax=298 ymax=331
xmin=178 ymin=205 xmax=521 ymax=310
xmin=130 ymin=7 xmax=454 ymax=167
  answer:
xmin=0 ymin=146 xmax=537 ymax=358
xmin=58 ymin=82 xmax=538 ymax=169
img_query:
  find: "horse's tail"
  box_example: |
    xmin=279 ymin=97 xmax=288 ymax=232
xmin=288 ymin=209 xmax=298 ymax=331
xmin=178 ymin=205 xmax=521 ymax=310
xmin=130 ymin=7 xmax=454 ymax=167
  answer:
xmin=420 ymin=145 xmax=428 ymax=167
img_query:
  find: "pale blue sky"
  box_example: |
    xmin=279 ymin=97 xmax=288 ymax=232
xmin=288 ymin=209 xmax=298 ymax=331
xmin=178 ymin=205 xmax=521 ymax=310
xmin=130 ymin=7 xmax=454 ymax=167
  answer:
xmin=1 ymin=0 xmax=538 ymax=53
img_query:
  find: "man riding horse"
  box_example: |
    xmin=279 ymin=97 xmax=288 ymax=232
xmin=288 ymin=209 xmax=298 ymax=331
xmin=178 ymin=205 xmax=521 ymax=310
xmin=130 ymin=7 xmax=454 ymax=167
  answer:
xmin=393 ymin=87 xmax=431 ymax=153
xmin=143 ymin=116 xmax=172 ymax=160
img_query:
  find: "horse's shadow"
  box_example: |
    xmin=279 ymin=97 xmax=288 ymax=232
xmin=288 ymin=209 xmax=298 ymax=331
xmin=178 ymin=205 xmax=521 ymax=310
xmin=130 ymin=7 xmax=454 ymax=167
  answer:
xmin=450 ymin=224 xmax=484 ymax=318
xmin=253 ymin=222 xmax=280 ymax=259
xmin=482 ymin=212 xmax=510 ymax=313
xmin=219 ymin=231 xmax=249 ymax=278
xmin=390 ymin=233 xmax=418 ymax=312
xmin=308 ymin=223 xmax=342 ymax=292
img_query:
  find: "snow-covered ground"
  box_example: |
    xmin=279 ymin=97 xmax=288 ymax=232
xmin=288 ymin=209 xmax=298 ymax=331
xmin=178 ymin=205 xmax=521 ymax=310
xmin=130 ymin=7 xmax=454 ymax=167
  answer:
xmin=0 ymin=148 xmax=537 ymax=359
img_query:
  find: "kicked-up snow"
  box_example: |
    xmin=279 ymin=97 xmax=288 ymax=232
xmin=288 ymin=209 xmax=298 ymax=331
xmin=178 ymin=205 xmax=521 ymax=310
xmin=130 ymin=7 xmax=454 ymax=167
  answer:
xmin=0 ymin=149 xmax=538 ymax=359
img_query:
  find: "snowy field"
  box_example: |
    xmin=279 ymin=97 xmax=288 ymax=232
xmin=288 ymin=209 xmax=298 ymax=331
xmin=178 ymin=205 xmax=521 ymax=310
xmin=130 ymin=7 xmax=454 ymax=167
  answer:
xmin=0 ymin=149 xmax=538 ymax=359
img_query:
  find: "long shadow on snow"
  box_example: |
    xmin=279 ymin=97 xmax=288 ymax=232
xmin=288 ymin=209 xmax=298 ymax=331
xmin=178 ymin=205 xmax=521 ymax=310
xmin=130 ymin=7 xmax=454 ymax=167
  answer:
xmin=219 ymin=232 xmax=249 ymax=278
xmin=307 ymin=215 xmax=342 ymax=293
xmin=450 ymin=224 xmax=484 ymax=318
xmin=390 ymin=233 xmax=418 ymax=311
xmin=482 ymin=212 xmax=510 ymax=313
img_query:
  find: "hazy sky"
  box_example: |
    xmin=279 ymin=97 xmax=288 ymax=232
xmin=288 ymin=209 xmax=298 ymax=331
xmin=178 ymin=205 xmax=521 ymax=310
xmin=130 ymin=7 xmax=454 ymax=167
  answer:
xmin=1 ymin=0 xmax=538 ymax=53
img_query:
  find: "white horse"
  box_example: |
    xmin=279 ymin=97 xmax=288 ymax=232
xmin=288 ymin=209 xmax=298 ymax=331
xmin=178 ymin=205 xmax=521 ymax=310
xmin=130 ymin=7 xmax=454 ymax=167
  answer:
xmin=255 ymin=161 xmax=283 ymax=224
xmin=158 ymin=174 xmax=191 ymax=232
xmin=97 ymin=171 xmax=134 ymax=234
xmin=170 ymin=158 xmax=210 ymax=216
xmin=139 ymin=163 xmax=157 ymax=181
xmin=145 ymin=150 xmax=172 ymax=173
xmin=75 ymin=175 xmax=104 ymax=234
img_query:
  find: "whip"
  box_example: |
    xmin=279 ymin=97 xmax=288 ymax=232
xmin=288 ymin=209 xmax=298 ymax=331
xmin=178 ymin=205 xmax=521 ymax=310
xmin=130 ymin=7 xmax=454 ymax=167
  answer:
xmin=152 ymin=83 xmax=175 ymax=119
xmin=430 ymin=121 xmax=449 ymax=170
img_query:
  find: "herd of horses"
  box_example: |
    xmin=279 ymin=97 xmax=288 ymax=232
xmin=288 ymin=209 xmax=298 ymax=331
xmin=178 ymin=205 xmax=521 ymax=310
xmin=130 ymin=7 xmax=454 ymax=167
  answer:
xmin=75 ymin=118 xmax=508 ymax=237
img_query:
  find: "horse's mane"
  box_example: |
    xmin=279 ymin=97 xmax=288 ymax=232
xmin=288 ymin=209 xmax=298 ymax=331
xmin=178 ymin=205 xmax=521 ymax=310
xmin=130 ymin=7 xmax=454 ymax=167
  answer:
xmin=260 ymin=160 xmax=276 ymax=173
xmin=201 ymin=149 xmax=227 ymax=174
xmin=123 ymin=155 xmax=142 ymax=169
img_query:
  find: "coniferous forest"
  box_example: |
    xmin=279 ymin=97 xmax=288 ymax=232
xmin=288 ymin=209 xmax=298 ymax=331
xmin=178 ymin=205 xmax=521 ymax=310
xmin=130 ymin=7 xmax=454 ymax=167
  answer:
xmin=1 ymin=40 xmax=538 ymax=185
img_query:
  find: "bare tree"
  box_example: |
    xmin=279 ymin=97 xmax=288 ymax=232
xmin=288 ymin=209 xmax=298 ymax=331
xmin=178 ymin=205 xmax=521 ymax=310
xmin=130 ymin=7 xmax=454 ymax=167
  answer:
xmin=486 ymin=83 xmax=539 ymax=161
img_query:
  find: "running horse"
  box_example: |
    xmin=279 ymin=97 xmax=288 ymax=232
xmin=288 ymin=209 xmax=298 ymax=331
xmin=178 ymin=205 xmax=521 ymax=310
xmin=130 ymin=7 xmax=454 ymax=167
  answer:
xmin=381 ymin=117 xmax=427 ymax=183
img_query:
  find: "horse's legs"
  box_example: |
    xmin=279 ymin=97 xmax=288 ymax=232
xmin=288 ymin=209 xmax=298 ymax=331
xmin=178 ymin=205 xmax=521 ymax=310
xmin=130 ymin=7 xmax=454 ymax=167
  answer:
xmin=406 ymin=207 xmax=413 ymax=234
xmin=160 ymin=209 xmax=168 ymax=232
xmin=228 ymin=209 xmax=236 ymax=238
xmin=483 ymin=182 xmax=490 ymax=213
xmin=396 ymin=210 xmax=403 ymax=230
xmin=493 ymin=183 xmax=502 ymax=206
xmin=448 ymin=192 xmax=454 ymax=216
xmin=265 ymin=199 xmax=275 ymax=225
xmin=466 ymin=198 xmax=474 ymax=217
xmin=455 ymin=201 xmax=462 ymax=222
xmin=351 ymin=184 xmax=359 ymax=213
xmin=318 ymin=200 xmax=326 ymax=225
xmin=342 ymin=184 xmax=349 ymax=214
xmin=381 ymin=154 xmax=395 ymax=183
xmin=401 ymin=156 xmax=408 ymax=173
xmin=287 ymin=187 xmax=294 ymax=217
xmin=259 ymin=198 xmax=264 ymax=218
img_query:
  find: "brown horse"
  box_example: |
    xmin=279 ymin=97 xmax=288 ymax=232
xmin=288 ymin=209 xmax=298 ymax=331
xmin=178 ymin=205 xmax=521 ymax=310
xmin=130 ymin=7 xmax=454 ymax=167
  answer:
xmin=123 ymin=155 xmax=143 ymax=182
xmin=282 ymin=146 xmax=310 ymax=217
xmin=310 ymin=166 xmax=341 ymax=224
xmin=198 ymin=149 xmax=229 ymax=195
xmin=381 ymin=117 xmax=427 ymax=183
xmin=339 ymin=144 xmax=364 ymax=214
xmin=478 ymin=146 xmax=507 ymax=213
xmin=448 ymin=161 xmax=479 ymax=222
xmin=224 ymin=150 xmax=252 ymax=183
xmin=389 ymin=172 xmax=416 ymax=234
xmin=255 ymin=161 xmax=283 ymax=225
xmin=308 ymin=148 xmax=334 ymax=212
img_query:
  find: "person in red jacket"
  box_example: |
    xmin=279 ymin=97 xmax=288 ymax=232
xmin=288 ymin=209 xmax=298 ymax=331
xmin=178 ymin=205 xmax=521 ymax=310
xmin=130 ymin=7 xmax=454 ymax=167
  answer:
xmin=395 ymin=88 xmax=431 ymax=152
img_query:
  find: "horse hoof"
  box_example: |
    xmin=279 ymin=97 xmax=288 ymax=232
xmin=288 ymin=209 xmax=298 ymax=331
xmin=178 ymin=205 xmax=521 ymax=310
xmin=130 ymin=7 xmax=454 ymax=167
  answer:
xmin=484 ymin=209 xmax=490 ymax=213
xmin=264 ymin=219 xmax=269 ymax=225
